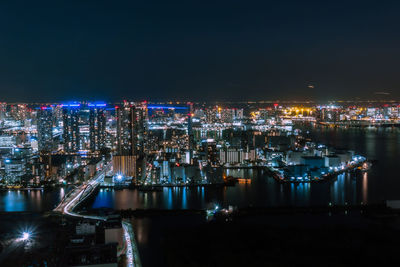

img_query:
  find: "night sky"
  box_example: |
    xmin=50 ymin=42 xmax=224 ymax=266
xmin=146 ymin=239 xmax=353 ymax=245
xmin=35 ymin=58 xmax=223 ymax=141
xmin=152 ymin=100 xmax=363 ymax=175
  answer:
xmin=0 ymin=1 xmax=399 ymax=102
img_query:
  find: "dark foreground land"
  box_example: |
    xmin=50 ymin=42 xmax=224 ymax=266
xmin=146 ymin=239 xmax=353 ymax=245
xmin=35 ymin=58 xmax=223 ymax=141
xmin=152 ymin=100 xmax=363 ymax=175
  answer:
xmin=0 ymin=212 xmax=66 ymax=267
xmin=128 ymin=205 xmax=400 ymax=267
xmin=164 ymin=216 xmax=400 ymax=267
xmin=2 ymin=205 xmax=400 ymax=266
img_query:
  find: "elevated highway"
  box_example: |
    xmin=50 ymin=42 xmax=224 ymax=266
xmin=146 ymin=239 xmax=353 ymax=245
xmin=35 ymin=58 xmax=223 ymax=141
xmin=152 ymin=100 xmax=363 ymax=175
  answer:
xmin=53 ymin=162 xmax=141 ymax=267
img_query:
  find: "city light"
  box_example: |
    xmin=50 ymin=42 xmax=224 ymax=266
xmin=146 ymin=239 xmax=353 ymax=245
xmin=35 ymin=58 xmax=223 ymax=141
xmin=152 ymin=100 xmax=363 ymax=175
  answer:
xmin=17 ymin=227 xmax=36 ymax=242
xmin=22 ymin=231 xmax=30 ymax=241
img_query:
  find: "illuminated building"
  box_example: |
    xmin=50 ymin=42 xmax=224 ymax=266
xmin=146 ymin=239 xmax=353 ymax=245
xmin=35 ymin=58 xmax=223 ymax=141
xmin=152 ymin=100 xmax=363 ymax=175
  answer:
xmin=4 ymin=158 xmax=25 ymax=183
xmin=202 ymin=139 xmax=218 ymax=166
xmin=112 ymin=155 xmax=137 ymax=177
xmin=135 ymin=102 xmax=148 ymax=155
xmin=116 ymin=103 xmax=136 ymax=156
xmin=10 ymin=104 xmax=28 ymax=121
xmin=37 ymin=106 xmax=54 ymax=152
xmin=89 ymin=103 xmax=106 ymax=152
xmin=235 ymin=108 xmax=244 ymax=119
xmin=221 ymin=108 xmax=234 ymax=123
xmin=0 ymin=135 xmax=16 ymax=148
xmin=219 ymin=148 xmax=242 ymax=165
xmin=205 ymin=107 xmax=218 ymax=123
xmin=62 ymin=104 xmax=80 ymax=153
xmin=219 ymin=147 xmax=257 ymax=165
xmin=187 ymin=112 xmax=194 ymax=163
xmin=115 ymin=102 xmax=147 ymax=179
xmin=116 ymin=101 xmax=148 ymax=156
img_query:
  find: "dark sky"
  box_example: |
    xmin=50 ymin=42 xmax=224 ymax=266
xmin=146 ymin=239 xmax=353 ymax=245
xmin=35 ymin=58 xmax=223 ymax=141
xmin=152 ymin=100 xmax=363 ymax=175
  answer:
xmin=0 ymin=0 xmax=399 ymax=102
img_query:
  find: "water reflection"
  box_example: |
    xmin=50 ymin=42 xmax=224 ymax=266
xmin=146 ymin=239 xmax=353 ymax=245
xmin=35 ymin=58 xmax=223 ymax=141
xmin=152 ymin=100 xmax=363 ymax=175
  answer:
xmin=362 ymin=172 xmax=368 ymax=204
xmin=4 ymin=190 xmax=26 ymax=211
xmin=86 ymin=167 xmax=374 ymax=210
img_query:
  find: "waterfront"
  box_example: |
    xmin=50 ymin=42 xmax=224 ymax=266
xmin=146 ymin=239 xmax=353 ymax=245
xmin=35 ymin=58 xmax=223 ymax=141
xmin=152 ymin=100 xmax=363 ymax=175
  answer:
xmin=0 ymin=188 xmax=67 ymax=212
xmin=1 ymin=125 xmax=399 ymax=212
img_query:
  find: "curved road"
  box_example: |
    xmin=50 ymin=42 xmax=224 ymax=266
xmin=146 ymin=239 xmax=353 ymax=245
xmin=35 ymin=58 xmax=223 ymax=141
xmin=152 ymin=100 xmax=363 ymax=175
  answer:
xmin=54 ymin=162 xmax=141 ymax=267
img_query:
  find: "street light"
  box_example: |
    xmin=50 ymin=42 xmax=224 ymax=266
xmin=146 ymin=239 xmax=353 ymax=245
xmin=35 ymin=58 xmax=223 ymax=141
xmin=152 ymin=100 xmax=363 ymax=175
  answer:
xmin=17 ymin=226 xmax=36 ymax=242
xmin=21 ymin=231 xmax=30 ymax=241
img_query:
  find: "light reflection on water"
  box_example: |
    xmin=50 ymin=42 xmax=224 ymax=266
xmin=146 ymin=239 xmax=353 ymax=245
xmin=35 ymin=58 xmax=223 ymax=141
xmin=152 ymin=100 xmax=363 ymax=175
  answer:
xmin=362 ymin=172 xmax=368 ymax=204
xmin=0 ymin=169 xmax=383 ymax=212
xmin=85 ymin=168 xmax=373 ymax=210
xmin=0 ymin=188 xmax=69 ymax=212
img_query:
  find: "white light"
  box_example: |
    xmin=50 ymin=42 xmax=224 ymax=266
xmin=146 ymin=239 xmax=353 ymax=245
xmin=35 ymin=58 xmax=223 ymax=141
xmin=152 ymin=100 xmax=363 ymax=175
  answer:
xmin=22 ymin=232 xmax=30 ymax=240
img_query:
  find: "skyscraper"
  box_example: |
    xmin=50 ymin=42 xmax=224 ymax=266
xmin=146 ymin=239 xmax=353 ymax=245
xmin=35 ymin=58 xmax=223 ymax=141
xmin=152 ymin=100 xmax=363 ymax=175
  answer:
xmin=89 ymin=103 xmax=106 ymax=152
xmin=114 ymin=101 xmax=148 ymax=180
xmin=62 ymin=104 xmax=80 ymax=153
xmin=116 ymin=101 xmax=148 ymax=156
xmin=187 ymin=103 xmax=194 ymax=164
xmin=116 ymin=103 xmax=136 ymax=156
xmin=37 ymin=106 xmax=54 ymax=152
xmin=135 ymin=102 xmax=148 ymax=155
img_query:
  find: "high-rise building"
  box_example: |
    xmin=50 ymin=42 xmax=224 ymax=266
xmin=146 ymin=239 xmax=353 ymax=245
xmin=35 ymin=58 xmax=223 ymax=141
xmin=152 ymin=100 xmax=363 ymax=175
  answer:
xmin=135 ymin=101 xmax=148 ymax=155
xmin=116 ymin=103 xmax=136 ymax=156
xmin=89 ymin=104 xmax=106 ymax=152
xmin=116 ymin=102 xmax=148 ymax=156
xmin=187 ymin=104 xmax=194 ymax=163
xmin=114 ymin=102 xmax=148 ymax=180
xmin=62 ymin=104 xmax=80 ymax=153
xmin=37 ymin=106 xmax=54 ymax=152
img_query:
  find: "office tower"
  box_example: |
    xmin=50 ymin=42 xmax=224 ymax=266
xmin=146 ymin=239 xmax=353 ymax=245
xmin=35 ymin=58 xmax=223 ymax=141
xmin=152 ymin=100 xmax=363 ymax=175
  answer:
xmin=136 ymin=102 xmax=148 ymax=155
xmin=114 ymin=102 xmax=147 ymax=179
xmin=187 ymin=107 xmax=194 ymax=164
xmin=116 ymin=103 xmax=136 ymax=156
xmin=114 ymin=103 xmax=137 ymax=178
xmin=89 ymin=103 xmax=106 ymax=152
xmin=62 ymin=104 xmax=80 ymax=153
xmin=116 ymin=102 xmax=148 ymax=156
xmin=37 ymin=106 xmax=54 ymax=152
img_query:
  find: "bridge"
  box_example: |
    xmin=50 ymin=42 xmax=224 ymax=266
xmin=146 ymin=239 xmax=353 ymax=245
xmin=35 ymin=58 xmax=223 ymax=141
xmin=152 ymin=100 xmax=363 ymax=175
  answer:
xmin=53 ymin=162 xmax=142 ymax=267
xmin=54 ymin=163 xmax=109 ymax=219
